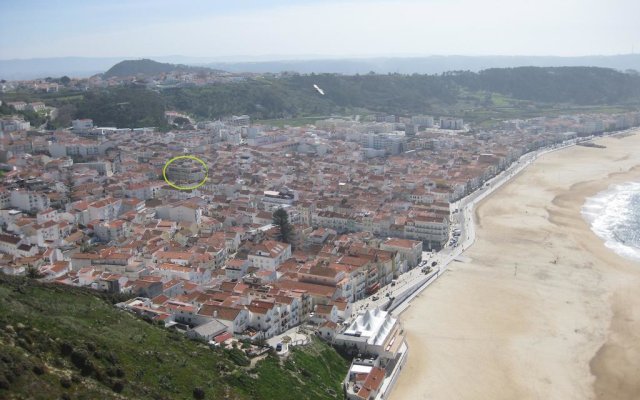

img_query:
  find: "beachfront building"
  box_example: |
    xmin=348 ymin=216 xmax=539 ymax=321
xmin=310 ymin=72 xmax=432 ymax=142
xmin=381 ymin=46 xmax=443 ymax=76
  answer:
xmin=403 ymin=215 xmax=449 ymax=250
xmin=336 ymin=308 xmax=408 ymax=400
xmin=380 ymin=238 xmax=423 ymax=271
xmin=335 ymin=308 xmax=405 ymax=359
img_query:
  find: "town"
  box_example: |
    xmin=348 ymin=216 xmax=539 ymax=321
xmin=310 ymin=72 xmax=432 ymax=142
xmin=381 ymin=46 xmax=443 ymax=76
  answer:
xmin=2 ymin=102 xmax=640 ymax=399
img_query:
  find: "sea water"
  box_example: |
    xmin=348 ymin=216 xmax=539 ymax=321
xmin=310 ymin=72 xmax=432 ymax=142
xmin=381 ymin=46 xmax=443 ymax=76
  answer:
xmin=582 ymin=182 xmax=640 ymax=262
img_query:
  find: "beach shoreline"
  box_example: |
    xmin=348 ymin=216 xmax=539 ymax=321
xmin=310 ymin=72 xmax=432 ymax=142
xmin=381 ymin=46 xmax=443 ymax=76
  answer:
xmin=390 ymin=132 xmax=640 ymax=400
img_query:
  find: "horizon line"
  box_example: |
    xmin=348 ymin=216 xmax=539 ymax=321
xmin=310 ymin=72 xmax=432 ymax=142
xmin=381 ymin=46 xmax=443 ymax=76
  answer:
xmin=2 ymin=53 xmax=639 ymax=63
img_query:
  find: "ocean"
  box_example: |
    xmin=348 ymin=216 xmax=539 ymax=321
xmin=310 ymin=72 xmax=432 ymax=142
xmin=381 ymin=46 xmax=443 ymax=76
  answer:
xmin=582 ymin=181 xmax=640 ymax=263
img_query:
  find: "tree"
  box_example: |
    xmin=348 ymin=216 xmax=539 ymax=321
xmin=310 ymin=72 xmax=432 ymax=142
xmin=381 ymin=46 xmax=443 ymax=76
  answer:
xmin=192 ymin=387 xmax=205 ymax=400
xmin=272 ymin=208 xmax=293 ymax=244
xmin=60 ymin=76 xmax=71 ymax=85
xmin=173 ymin=116 xmax=190 ymax=126
xmin=26 ymin=264 xmax=43 ymax=279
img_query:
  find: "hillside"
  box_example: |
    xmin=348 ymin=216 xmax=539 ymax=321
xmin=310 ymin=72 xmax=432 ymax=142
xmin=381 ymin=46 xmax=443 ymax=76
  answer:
xmin=103 ymin=59 xmax=217 ymax=78
xmin=0 ymin=274 xmax=349 ymax=400
xmin=4 ymin=65 xmax=640 ymax=128
xmin=163 ymin=66 xmax=640 ymax=120
xmin=74 ymin=85 xmax=169 ymax=128
xmin=447 ymin=66 xmax=640 ymax=105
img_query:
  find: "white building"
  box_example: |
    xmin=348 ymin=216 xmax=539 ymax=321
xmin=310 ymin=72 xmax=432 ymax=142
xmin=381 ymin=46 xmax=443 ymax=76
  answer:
xmin=335 ymin=308 xmax=409 ymax=400
xmin=403 ymin=215 xmax=449 ymax=250
xmin=93 ymin=219 xmax=128 ymax=242
xmin=0 ymin=233 xmax=37 ymax=258
xmin=380 ymin=238 xmax=423 ymax=270
xmin=10 ymin=189 xmax=50 ymax=212
xmin=156 ymin=202 xmax=203 ymax=225
xmin=411 ymin=115 xmax=434 ymax=128
xmin=334 ymin=308 xmax=406 ymax=360
xmin=248 ymin=240 xmax=291 ymax=271
xmin=72 ymin=119 xmax=94 ymax=132
xmin=439 ymin=117 xmax=464 ymax=130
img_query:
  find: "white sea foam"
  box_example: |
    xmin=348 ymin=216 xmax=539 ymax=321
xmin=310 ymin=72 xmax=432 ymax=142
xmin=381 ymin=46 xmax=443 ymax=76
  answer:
xmin=582 ymin=181 xmax=640 ymax=263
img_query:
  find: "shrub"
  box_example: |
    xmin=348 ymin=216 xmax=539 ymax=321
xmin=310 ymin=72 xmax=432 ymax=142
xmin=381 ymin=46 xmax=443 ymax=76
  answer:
xmin=32 ymin=363 xmax=46 ymax=375
xmin=80 ymin=360 xmax=95 ymax=377
xmin=0 ymin=377 xmax=10 ymax=390
xmin=112 ymin=379 xmax=125 ymax=393
xmin=70 ymin=349 xmax=89 ymax=369
xmin=60 ymin=342 xmax=73 ymax=356
xmin=193 ymin=387 xmax=205 ymax=399
xmin=106 ymin=352 xmax=119 ymax=365
xmin=60 ymin=377 xmax=72 ymax=388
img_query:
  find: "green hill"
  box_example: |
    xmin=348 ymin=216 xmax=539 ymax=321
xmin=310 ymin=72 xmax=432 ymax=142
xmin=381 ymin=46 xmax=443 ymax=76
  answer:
xmin=0 ymin=274 xmax=348 ymax=400
xmin=6 ymin=65 xmax=640 ymax=128
xmin=161 ymin=66 xmax=640 ymax=120
xmin=103 ymin=59 xmax=217 ymax=78
xmin=446 ymin=66 xmax=640 ymax=105
xmin=74 ymin=85 xmax=169 ymax=128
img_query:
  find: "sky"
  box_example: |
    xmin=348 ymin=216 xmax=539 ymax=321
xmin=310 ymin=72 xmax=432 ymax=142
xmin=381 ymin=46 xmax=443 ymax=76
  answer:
xmin=1 ymin=0 xmax=639 ymax=60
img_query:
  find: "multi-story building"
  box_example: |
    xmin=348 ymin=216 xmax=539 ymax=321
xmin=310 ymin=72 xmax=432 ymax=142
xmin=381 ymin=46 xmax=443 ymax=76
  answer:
xmin=380 ymin=238 xmax=423 ymax=270
xmin=403 ymin=215 xmax=449 ymax=250
xmin=72 ymin=119 xmax=94 ymax=132
xmin=10 ymin=189 xmax=50 ymax=212
xmin=248 ymin=240 xmax=291 ymax=271
xmin=440 ymin=117 xmax=464 ymax=130
xmin=411 ymin=115 xmax=434 ymax=128
xmin=164 ymin=158 xmax=206 ymax=185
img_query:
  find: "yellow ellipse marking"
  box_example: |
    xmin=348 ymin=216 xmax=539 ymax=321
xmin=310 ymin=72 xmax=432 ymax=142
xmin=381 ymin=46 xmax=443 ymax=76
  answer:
xmin=162 ymin=155 xmax=208 ymax=191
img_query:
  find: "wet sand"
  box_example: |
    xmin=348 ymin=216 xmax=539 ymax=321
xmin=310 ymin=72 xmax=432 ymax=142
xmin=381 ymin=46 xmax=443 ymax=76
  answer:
xmin=391 ymin=132 xmax=640 ymax=400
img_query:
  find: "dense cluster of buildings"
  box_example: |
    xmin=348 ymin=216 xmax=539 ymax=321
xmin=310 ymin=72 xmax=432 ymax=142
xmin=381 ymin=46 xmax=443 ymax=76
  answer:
xmin=2 ymin=105 xmax=640 ymax=398
xmin=0 ymin=69 xmax=253 ymax=94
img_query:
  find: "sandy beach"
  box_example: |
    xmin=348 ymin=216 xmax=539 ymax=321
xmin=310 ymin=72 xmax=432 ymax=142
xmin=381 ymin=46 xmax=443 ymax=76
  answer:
xmin=391 ymin=132 xmax=640 ymax=400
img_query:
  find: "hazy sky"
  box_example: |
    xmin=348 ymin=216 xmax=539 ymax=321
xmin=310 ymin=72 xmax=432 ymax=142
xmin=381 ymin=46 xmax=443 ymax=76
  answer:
xmin=1 ymin=0 xmax=639 ymax=59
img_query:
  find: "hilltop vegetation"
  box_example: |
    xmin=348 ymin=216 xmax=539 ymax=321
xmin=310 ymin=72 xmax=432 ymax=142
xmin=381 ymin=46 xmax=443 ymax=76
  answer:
xmin=448 ymin=66 xmax=640 ymax=104
xmin=74 ymin=85 xmax=168 ymax=128
xmin=163 ymin=66 xmax=640 ymax=120
xmin=3 ymin=65 xmax=640 ymax=128
xmin=0 ymin=274 xmax=348 ymax=400
xmin=103 ymin=59 xmax=217 ymax=78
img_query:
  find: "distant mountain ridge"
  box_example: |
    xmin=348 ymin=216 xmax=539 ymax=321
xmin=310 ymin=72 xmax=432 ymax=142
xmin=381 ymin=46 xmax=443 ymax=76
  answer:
xmin=103 ymin=59 xmax=220 ymax=78
xmin=202 ymin=54 xmax=640 ymax=75
xmin=2 ymin=54 xmax=640 ymax=80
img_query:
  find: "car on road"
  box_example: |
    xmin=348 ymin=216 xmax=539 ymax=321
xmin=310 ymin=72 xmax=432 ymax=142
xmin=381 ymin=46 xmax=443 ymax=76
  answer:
xmin=276 ymin=343 xmax=283 ymax=352
xmin=431 ymin=261 xmax=438 ymax=267
xmin=372 ymin=295 xmax=379 ymax=301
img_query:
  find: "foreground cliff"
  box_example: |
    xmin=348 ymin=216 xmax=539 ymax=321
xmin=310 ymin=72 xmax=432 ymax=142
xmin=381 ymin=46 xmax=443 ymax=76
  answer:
xmin=0 ymin=274 xmax=347 ymax=400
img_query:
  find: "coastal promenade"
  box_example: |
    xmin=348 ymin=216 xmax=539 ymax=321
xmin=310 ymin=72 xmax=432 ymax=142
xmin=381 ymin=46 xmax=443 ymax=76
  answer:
xmin=344 ymin=137 xmax=584 ymax=400
xmin=354 ymin=136 xmax=581 ymax=318
xmin=390 ymin=130 xmax=640 ymax=400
